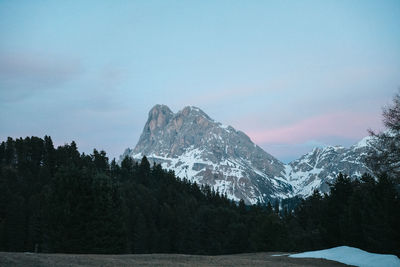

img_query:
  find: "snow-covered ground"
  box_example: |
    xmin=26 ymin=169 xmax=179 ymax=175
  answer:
xmin=290 ymin=246 xmax=400 ymax=267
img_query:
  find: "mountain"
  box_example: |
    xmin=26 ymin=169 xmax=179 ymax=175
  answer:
xmin=286 ymin=136 xmax=372 ymax=196
xmin=121 ymin=105 xmax=372 ymax=203
xmin=122 ymin=105 xmax=293 ymax=204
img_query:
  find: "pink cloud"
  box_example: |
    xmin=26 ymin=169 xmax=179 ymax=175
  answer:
xmin=245 ymin=111 xmax=383 ymax=145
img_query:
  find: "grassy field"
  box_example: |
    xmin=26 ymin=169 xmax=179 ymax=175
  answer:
xmin=0 ymin=252 xmax=350 ymax=266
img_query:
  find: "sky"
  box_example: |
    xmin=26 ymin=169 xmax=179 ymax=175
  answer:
xmin=0 ymin=0 xmax=399 ymax=163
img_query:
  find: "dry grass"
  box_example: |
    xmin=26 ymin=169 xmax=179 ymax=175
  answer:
xmin=0 ymin=252 xmax=351 ymax=266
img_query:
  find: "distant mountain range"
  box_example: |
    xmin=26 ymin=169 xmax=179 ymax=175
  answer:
xmin=121 ymin=105 xmax=372 ymax=204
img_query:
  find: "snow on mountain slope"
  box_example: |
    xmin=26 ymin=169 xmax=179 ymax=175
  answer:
xmin=121 ymin=105 xmax=293 ymax=204
xmin=122 ymin=104 xmax=372 ymax=202
xmin=286 ymin=136 xmax=372 ymax=196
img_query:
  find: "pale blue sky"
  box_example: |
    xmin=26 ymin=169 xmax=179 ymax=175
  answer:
xmin=1 ymin=0 xmax=399 ymax=162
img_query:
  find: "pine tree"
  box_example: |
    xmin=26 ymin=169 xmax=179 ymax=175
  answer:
xmin=134 ymin=209 xmax=148 ymax=253
xmin=4 ymin=194 xmax=25 ymax=251
xmin=266 ymin=202 xmax=273 ymax=214
xmin=139 ymin=156 xmax=150 ymax=173
xmin=274 ymin=199 xmax=280 ymax=215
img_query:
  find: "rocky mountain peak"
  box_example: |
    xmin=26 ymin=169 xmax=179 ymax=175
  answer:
xmin=124 ymin=104 xmax=291 ymax=204
xmin=179 ymin=106 xmax=213 ymax=121
xmin=147 ymin=104 xmax=174 ymax=132
xmin=122 ymin=104 xmax=372 ymax=203
xmin=286 ymin=141 xmax=371 ymax=196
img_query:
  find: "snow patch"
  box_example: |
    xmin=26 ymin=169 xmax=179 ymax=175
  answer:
xmin=352 ymin=136 xmax=374 ymax=149
xmin=290 ymin=246 xmax=400 ymax=267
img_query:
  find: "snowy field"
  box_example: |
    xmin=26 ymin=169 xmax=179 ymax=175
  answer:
xmin=290 ymin=246 xmax=400 ymax=267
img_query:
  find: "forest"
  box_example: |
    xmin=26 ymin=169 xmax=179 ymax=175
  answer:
xmin=0 ymin=135 xmax=399 ymax=256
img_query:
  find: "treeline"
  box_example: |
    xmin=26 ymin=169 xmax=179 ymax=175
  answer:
xmin=290 ymin=173 xmax=399 ymax=255
xmin=0 ymin=136 xmax=399 ymax=255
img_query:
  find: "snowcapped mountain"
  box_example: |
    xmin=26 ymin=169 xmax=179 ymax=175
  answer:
xmin=121 ymin=105 xmax=293 ymax=204
xmin=121 ymin=105 xmax=372 ymax=203
xmin=286 ymin=136 xmax=373 ymax=196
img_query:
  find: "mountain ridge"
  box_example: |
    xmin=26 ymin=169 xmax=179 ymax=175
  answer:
xmin=121 ymin=104 xmax=371 ymax=203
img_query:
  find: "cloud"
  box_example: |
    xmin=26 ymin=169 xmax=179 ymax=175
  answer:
xmin=245 ymin=111 xmax=382 ymax=145
xmin=0 ymin=52 xmax=83 ymax=102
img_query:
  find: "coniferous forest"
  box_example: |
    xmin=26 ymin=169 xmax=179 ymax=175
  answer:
xmin=0 ymin=136 xmax=399 ymax=256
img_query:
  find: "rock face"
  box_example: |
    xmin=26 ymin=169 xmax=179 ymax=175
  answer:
xmin=122 ymin=105 xmax=293 ymax=204
xmin=122 ymin=104 xmax=372 ymax=203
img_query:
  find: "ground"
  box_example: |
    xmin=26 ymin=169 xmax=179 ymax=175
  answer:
xmin=0 ymin=252 xmax=350 ymax=266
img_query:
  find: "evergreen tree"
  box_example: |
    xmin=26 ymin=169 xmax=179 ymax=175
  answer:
xmin=1 ymin=135 xmax=399 ymax=256
xmin=274 ymin=199 xmax=280 ymax=215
